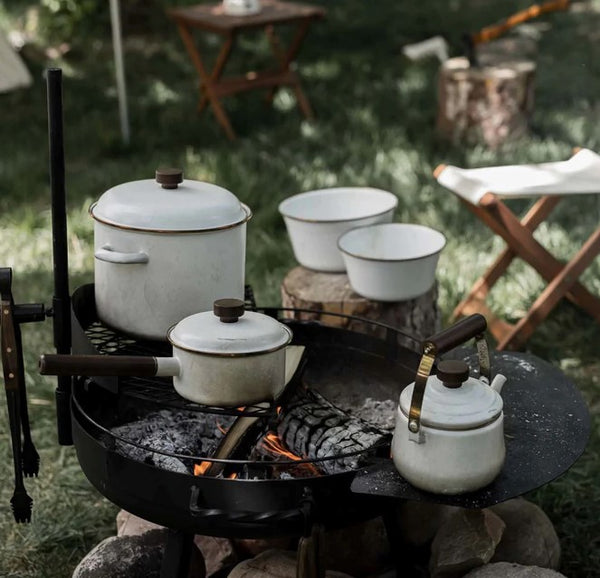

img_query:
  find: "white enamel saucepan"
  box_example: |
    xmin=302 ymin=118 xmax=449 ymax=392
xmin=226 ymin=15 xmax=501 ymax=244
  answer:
xmin=39 ymin=299 xmax=293 ymax=407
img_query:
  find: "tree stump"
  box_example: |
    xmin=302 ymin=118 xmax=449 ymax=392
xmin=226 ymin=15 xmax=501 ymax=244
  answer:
xmin=436 ymin=56 xmax=536 ymax=149
xmin=280 ymin=266 xmax=440 ymax=352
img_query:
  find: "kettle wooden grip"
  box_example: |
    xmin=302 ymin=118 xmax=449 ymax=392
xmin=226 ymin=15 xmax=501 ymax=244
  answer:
xmin=423 ymin=314 xmax=487 ymax=355
xmin=39 ymin=354 xmax=158 ymax=377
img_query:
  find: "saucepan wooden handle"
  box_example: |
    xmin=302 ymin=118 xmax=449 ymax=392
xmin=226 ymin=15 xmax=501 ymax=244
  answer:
xmin=39 ymin=354 xmax=158 ymax=377
xmin=423 ymin=314 xmax=487 ymax=355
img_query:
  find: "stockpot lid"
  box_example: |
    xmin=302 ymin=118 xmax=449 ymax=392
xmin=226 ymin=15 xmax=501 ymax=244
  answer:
xmin=168 ymin=299 xmax=293 ymax=356
xmin=399 ymin=361 xmax=503 ymax=431
xmin=90 ymin=169 xmax=251 ymax=233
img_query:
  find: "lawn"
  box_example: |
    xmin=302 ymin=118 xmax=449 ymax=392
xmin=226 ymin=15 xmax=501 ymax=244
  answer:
xmin=1 ymin=0 xmax=600 ymax=576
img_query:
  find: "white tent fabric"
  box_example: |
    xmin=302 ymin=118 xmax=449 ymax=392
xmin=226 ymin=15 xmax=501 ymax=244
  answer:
xmin=0 ymin=32 xmax=32 ymax=93
xmin=436 ymin=148 xmax=600 ymax=205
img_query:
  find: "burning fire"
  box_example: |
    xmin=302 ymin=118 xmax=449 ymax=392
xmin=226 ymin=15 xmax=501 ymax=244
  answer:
xmin=194 ymin=461 xmax=211 ymax=476
xmin=260 ymin=432 xmax=321 ymax=476
xmin=193 ymin=431 xmax=321 ymax=478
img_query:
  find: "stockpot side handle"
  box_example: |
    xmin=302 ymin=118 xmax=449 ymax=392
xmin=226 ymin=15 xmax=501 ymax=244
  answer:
xmin=408 ymin=314 xmax=490 ymax=440
xmin=95 ymin=245 xmax=149 ymax=265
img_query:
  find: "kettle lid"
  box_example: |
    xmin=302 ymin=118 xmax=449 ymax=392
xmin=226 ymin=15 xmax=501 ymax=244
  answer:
xmin=399 ymin=360 xmax=503 ymax=430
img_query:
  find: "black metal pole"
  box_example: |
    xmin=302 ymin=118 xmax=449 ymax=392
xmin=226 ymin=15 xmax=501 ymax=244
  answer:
xmin=46 ymin=68 xmax=73 ymax=445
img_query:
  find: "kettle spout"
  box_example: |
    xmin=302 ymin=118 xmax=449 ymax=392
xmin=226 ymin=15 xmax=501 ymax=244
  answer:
xmin=490 ymin=374 xmax=507 ymax=394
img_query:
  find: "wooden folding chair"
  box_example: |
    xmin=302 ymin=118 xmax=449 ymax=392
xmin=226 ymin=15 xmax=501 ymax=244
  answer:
xmin=434 ymin=148 xmax=600 ymax=350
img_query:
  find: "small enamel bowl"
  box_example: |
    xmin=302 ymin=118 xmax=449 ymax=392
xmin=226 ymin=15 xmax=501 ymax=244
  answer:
xmin=338 ymin=223 xmax=446 ymax=301
xmin=278 ymin=187 xmax=398 ymax=272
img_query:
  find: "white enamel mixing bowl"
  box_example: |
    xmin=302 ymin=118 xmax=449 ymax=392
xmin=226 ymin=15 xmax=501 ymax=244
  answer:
xmin=338 ymin=223 xmax=446 ymax=301
xmin=278 ymin=187 xmax=398 ymax=272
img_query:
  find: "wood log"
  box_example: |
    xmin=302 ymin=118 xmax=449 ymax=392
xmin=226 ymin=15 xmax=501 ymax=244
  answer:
xmin=436 ymin=56 xmax=536 ymax=148
xmin=276 ymin=388 xmax=391 ymax=475
xmin=281 ymin=266 xmax=440 ymax=353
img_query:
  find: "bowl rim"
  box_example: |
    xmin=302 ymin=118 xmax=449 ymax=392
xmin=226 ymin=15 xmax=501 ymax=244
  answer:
xmin=337 ymin=223 xmax=447 ymax=263
xmin=278 ymin=187 xmax=398 ymax=224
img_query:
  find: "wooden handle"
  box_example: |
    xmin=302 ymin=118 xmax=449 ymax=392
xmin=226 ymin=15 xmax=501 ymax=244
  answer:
xmin=423 ymin=314 xmax=487 ymax=355
xmin=471 ymin=0 xmax=569 ymax=46
xmin=39 ymin=354 xmax=159 ymax=377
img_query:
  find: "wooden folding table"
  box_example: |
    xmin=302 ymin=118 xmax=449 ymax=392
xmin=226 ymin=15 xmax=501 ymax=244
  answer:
xmin=168 ymin=0 xmax=325 ymax=140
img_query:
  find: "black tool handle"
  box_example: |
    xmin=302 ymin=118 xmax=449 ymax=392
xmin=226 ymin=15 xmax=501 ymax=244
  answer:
xmin=13 ymin=304 xmax=46 ymax=324
xmin=423 ymin=314 xmax=487 ymax=355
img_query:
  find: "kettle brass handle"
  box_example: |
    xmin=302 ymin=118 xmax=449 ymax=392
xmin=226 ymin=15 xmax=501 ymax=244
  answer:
xmin=408 ymin=314 xmax=490 ymax=438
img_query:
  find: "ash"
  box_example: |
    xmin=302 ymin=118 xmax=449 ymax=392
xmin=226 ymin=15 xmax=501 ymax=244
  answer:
xmin=108 ymin=409 xmax=235 ymax=474
xmin=347 ymin=398 xmax=397 ymax=431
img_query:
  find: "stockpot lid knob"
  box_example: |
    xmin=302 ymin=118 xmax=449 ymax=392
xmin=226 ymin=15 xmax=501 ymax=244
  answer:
xmin=437 ymin=359 xmax=470 ymax=389
xmin=156 ymin=168 xmax=184 ymax=189
xmin=214 ymin=298 xmax=245 ymax=323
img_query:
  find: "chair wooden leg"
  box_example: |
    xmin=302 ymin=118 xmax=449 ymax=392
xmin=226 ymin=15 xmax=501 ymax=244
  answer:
xmin=472 ymin=195 xmax=600 ymax=322
xmin=497 ymin=227 xmax=600 ymax=350
xmin=453 ymin=196 xmax=561 ymax=321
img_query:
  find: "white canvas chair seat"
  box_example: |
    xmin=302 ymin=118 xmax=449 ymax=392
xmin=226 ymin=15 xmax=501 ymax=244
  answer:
xmin=436 ymin=148 xmax=600 ymax=205
xmin=434 ymin=148 xmax=600 ymax=350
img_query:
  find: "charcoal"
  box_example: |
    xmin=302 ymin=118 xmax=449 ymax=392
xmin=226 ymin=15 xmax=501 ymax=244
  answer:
xmin=109 ymin=409 xmax=235 ymax=474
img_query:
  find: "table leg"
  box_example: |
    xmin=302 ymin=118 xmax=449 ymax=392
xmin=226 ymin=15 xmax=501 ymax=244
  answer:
xmin=265 ymin=19 xmax=315 ymax=120
xmin=175 ymin=23 xmax=237 ymax=140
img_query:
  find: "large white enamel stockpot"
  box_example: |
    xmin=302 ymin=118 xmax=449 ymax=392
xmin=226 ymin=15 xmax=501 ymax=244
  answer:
xmin=392 ymin=315 xmax=508 ymax=495
xmin=91 ymin=169 xmax=252 ymax=340
xmin=39 ymin=299 xmax=294 ymax=407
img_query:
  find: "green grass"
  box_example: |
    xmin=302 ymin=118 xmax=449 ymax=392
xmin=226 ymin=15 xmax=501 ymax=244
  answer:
xmin=1 ymin=0 xmax=600 ymax=576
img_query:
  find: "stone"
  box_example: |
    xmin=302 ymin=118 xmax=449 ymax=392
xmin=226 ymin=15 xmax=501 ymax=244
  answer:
xmin=72 ymin=529 xmax=205 ymax=578
xmin=490 ymin=498 xmax=560 ymax=569
xmin=321 ymin=517 xmax=390 ymax=576
xmin=116 ymin=510 xmax=162 ymax=537
xmin=233 ymin=537 xmax=295 ymax=558
xmin=394 ymin=502 xmax=460 ymax=546
xmin=228 ymin=549 xmax=353 ymax=577
xmin=115 ymin=510 xmax=237 ymax=576
xmin=463 ymin=562 xmax=567 ymax=577
xmin=429 ymin=509 xmax=505 ymax=578
xmin=195 ymin=535 xmax=238 ymax=576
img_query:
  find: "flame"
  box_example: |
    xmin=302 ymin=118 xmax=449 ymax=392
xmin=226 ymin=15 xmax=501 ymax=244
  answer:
xmin=228 ymin=472 xmax=238 ymax=480
xmin=194 ymin=461 xmax=211 ymax=476
xmin=260 ymin=432 xmax=320 ymax=476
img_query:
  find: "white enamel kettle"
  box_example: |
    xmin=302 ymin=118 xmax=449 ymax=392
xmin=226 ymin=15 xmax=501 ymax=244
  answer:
xmin=392 ymin=314 xmax=507 ymax=495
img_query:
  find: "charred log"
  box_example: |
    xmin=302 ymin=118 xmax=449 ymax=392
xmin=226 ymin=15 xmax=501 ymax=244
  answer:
xmin=277 ymin=389 xmax=391 ymax=475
